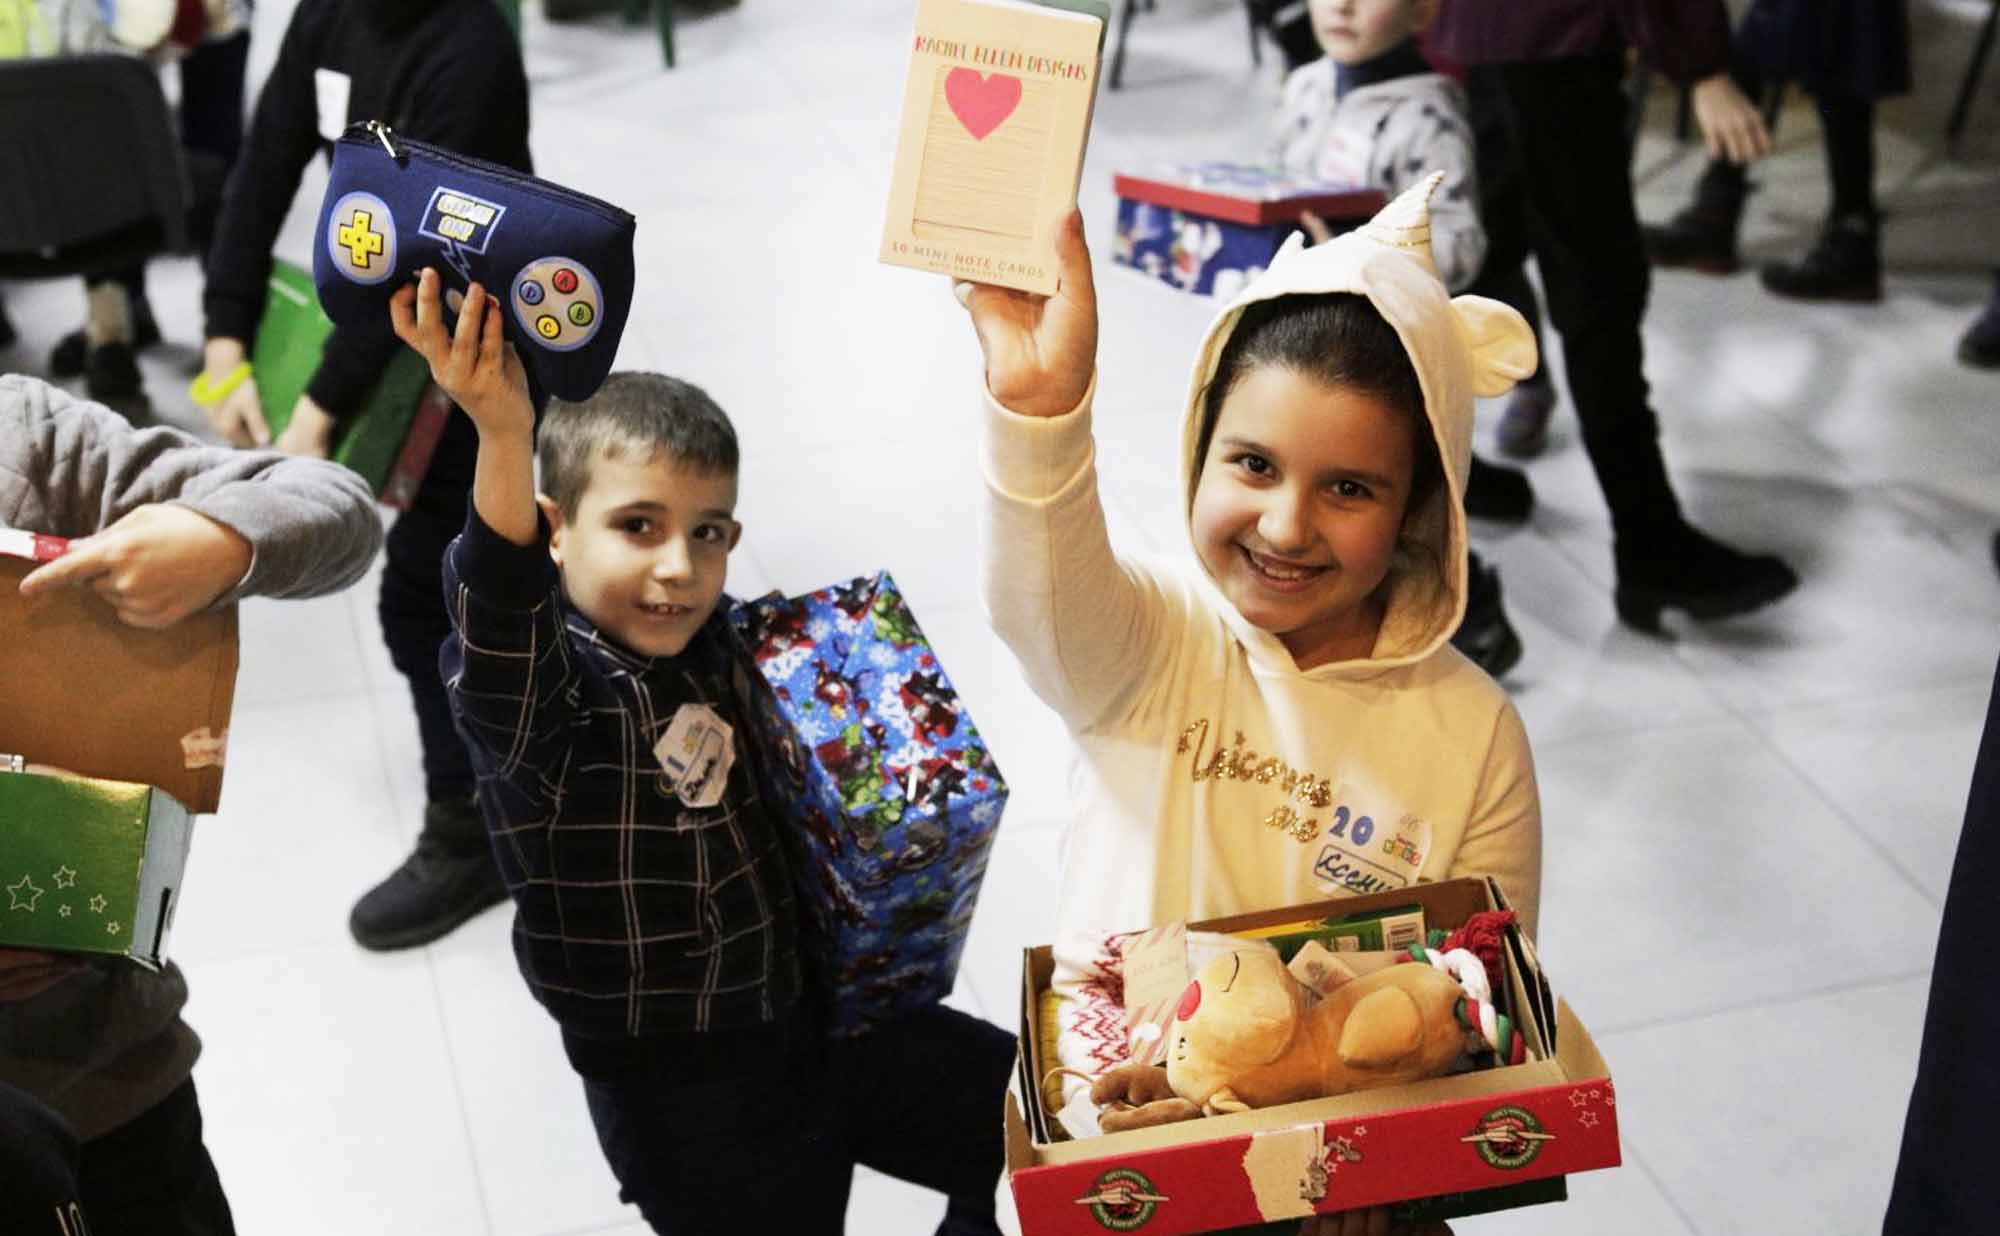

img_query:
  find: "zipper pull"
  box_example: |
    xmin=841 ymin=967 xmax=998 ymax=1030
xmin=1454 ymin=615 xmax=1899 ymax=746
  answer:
xmin=364 ymin=120 xmax=403 ymax=162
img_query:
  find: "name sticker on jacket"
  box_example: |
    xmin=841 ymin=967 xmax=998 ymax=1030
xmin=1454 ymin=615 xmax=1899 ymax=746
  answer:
xmin=655 ymin=704 xmax=736 ymax=809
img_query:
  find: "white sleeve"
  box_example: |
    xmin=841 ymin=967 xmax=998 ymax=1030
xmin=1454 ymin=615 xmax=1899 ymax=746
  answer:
xmin=980 ymin=380 xmax=1177 ymax=734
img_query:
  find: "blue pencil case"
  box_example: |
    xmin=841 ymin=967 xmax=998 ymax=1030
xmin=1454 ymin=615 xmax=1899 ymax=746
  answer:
xmin=313 ymin=121 xmax=637 ymax=403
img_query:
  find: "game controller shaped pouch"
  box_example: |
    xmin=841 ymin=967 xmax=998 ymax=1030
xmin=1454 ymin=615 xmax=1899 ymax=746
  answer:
xmin=314 ymin=121 xmax=636 ymax=402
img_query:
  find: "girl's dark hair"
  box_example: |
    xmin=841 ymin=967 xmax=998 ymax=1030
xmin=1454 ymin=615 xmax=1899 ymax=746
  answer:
xmin=1192 ymin=293 xmax=1442 ymax=521
xmin=538 ymin=372 xmax=738 ymax=518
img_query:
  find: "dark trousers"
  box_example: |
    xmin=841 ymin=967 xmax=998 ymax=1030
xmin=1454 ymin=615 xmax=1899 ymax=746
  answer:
xmin=1703 ymin=41 xmax=1879 ymax=224
xmin=76 ymin=1080 xmax=236 ymax=1236
xmin=1466 ymin=54 xmax=1682 ymax=541
xmin=570 ymin=1003 xmax=1017 ymax=1235
xmin=379 ymin=406 xmax=481 ymax=809
xmin=1881 ymin=657 xmax=2000 ymax=1233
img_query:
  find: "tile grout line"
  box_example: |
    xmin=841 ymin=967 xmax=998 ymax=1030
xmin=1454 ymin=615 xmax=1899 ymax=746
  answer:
xmin=422 ymin=943 xmax=502 ymax=1236
xmin=1622 ymin=1139 xmax=1707 ymax=1236
xmin=1698 ymin=674 xmax=1948 ymax=911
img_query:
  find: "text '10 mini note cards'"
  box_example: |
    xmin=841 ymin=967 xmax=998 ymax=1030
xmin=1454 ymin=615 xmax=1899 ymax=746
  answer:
xmin=881 ymin=0 xmax=1108 ymax=296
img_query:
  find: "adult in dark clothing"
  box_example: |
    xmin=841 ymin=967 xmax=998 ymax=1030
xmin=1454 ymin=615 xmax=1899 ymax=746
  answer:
xmin=1644 ymin=0 xmax=1910 ymax=303
xmin=0 ymin=1082 xmax=90 ymax=1236
xmin=1881 ymin=655 xmax=2000 ymax=1234
xmin=1430 ymin=0 xmax=1800 ymax=633
xmin=195 ymin=0 xmax=531 ymax=950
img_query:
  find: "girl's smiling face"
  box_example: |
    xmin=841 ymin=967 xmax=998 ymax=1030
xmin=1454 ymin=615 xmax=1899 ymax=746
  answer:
xmin=1190 ymin=364 xmax=1417 ymax=669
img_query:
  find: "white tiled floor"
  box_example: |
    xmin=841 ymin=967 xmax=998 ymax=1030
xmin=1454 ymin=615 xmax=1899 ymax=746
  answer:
xmin=4 ymin=1 xmax=1998 ymax=1233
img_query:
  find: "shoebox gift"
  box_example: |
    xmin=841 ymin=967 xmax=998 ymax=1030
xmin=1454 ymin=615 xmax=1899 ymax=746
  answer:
xmin=1112 ymin=163 xmax=1385 ymax=297
xmin=249 ymin=258 xmax=450 ymax=511
xmin=731 ymin=571 xmax=1005 ymax=1036
xmin=1005 ymin=877 xmax=1621 ymax=1233
xmin=0 ymin=540 xmax=238 ymax=968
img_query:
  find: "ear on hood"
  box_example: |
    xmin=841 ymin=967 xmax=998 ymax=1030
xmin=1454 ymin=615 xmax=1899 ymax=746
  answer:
xmin=1450 ymin=295 xmax=1537 ymax=398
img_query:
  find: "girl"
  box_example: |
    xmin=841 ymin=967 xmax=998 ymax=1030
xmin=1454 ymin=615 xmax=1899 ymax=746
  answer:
xmin=957 ymin=178 xmax=1541 ymax=1236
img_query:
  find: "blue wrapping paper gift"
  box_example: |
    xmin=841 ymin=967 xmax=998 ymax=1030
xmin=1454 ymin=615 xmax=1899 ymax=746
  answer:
xmin=732 ymin=572 xmax=1005 ymax=1035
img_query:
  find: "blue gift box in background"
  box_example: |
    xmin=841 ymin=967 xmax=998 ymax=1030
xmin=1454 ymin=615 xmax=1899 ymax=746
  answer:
xmin=1112 ymin=163 xmax=1384 ymax=297
xmin=732 ymin=572 xmax=1005 ymax=1035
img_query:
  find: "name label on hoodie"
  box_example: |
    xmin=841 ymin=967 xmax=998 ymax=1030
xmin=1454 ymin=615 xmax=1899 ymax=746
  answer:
xmin=1177 ymin=717 xmax=1433 ymax=892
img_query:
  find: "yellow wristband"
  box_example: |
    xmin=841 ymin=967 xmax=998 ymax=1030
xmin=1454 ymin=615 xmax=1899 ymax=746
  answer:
xmin=188 ymin=361 xmax=253 ymax=410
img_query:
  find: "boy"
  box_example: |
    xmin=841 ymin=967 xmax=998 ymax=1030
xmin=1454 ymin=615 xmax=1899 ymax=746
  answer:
xmin=1 ymin=372 xmax=383 ymax=1234
xmin=1275 ymin=0 xmax=1481 ymax=292
xmin=1269 ymin=0 xmax=1525 ymax=676
xmin=389 ymin=270 xmax=1014 ymax=1235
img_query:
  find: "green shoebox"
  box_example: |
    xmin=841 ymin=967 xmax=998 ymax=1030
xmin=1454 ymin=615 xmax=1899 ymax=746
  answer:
xmin=0 ymin=774 xmax=192 ymax=968
xmin=1 ymin=553 xmax=238 ymax=968
xmin=254 ymin=259 xmax=441 ymax=506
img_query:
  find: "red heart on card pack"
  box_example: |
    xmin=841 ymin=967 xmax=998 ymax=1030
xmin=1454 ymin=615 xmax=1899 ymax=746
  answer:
xmin=945 ymin=69 xmax=1022 ymax=141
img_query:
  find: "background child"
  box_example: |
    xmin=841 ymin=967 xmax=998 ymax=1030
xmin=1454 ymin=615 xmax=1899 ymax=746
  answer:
xmin=0 ymin=371 xmax=383 ymax=1235
xmin=957 ymin=182 xmax=1538 ymax=1233
xmin=1268 ymin=0 xmax=1527 ymax=677
xmin=388 ymin=270 xmax=1014 ymax=1235
xmin=192 ymin=0 xmax=533 ymax=953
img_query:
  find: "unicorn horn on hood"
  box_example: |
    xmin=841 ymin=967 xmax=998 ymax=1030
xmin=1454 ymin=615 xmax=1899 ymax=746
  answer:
xmin=1354 ymin=171 xmax=1446 ymax=278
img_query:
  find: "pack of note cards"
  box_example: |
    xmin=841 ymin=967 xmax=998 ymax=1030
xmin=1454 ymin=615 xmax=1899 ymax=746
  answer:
xmin=880 ymin=0 xmax=1108 ymax=295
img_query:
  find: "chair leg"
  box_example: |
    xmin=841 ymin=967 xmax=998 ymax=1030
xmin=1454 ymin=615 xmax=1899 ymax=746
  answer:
xmin=656 ymin=0 xmax=675 ymax=67
xmin=1947 ymin=1 xmax=1999 ymax=153
xmin=1109 ymin=0 xmax=1140 ymax=91
xmin=623 ymin=0 xmax=674 ymax=67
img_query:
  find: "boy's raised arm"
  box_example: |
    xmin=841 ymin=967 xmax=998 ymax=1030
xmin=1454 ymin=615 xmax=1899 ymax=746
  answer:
xmin=390 ymin=268 xmax=538 ymax=547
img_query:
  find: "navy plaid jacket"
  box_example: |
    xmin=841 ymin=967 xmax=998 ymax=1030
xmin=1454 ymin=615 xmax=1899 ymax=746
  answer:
xmin=440 ymin=509 xmax=802 ymax=1038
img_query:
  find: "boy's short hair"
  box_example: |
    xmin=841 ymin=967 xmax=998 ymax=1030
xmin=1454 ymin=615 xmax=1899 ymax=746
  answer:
xmin=537 ymin=371 xmax=739 ymax=517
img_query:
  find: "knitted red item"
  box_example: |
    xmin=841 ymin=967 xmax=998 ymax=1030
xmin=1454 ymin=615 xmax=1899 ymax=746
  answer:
xmin=1438 ymin=910 xmax=1517 ymax=977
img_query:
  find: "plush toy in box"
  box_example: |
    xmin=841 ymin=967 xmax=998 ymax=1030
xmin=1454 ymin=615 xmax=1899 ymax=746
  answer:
xmin=1006 ymin=880 xmax=1620 ymax=1234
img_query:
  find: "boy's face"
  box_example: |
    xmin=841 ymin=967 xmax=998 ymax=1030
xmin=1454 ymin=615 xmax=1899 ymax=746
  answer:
xmin=1307 ymin=0 xmax=1433 ymax=64
xmin=1190 ymin=365 xmax=1416 ymax=668
xmin=541 ymin=448 xmax=742 ymax=659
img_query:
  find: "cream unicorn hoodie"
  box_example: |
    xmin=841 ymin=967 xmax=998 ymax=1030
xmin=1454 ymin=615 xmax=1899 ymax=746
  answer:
xmin=980 ymin=177 xmax=1544 ymax=961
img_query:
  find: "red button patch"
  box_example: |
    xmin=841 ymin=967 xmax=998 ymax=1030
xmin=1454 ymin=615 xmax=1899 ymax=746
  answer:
xmin=552 ymin=268 xmax=579 ymax=295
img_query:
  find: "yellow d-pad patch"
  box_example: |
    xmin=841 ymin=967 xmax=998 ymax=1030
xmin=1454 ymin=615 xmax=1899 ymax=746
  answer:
xmin=338 ymin=209 xmax=386 ymax=272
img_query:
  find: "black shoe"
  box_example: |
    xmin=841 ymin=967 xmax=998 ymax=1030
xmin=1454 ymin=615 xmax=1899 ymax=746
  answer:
xmin=1957 ymin=284 xmax=2000 ymax=370
xmin=51 ymin=297 xmax=162 ymax=377
xmin=1495 ymin=372 xmax=1556 ymax=459
xmin=83 ymin=342 xmax=142 ymax=402
xmin=1642 ymin=173 xmax=1746 ymax=275
xmin=1760 ymin=213 xmax=1881 ymax=303
xmin=1452 ymin=556 xmax=1524 ymax=678
xmin=349 ymin=798 xmax=507 ymax=951
xmin=1613 ymin=521 xmax=1799 ymax=632
xmin=1465 ymin=454 xmax=1534 ymax=524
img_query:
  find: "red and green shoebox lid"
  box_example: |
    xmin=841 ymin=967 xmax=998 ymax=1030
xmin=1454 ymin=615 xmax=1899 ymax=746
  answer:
xmin=0 ymin=550 xmax=238 ymax=968
xmin=1112 ymin=163 xmax=1386 ymax=228
xmin=1006 ymin=878 xmax=1620 ymax=1234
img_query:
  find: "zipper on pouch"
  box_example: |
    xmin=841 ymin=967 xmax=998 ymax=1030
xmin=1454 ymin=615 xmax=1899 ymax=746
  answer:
xmin=342 ymin=121 xmax=631 ymax=225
